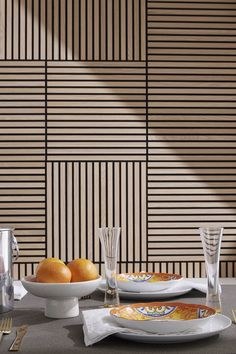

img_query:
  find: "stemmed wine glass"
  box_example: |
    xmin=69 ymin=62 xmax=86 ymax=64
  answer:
xmin=98 ymin=227 xmax=121 ymax=308
xmin=199 ymin=226 xmax=223 ymax=312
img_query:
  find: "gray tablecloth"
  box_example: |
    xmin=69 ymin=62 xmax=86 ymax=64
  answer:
xmin=0 ymin=286 xmax=235 ymax=354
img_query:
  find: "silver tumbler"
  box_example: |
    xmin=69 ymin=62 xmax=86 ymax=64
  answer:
xmin=0 ymin=227 xmax=19 ymax=313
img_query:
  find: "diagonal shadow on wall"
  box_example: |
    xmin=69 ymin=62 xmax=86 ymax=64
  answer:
xmin=11 ymin=0 xmax=236 ymax=277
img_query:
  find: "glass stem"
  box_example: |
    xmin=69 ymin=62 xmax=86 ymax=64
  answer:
xmin=98 ymin=227 xmax=120 ymax=308
xmin=199 ymin=227 xmax=223 ymax=313
xmin=104 ymin=256 xmax=119 ymax=307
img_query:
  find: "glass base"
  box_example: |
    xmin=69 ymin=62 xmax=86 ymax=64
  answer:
xmin=104 ymin=286 xmax=120 ymax=308
xmin=104 ymin=303 xmax=119 ymax=308
xmin=206 ymin=294 xmax=222 ymax=313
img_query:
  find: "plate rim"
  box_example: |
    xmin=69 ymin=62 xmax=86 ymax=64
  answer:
xmin=117 ymin=272 xmax=183 ymax=282
xmin=110 ymin=301 xmax=216 ymax=322
xmin=98 ymin=279 xmax=192 ymax=297
xmin=114 ymin=314 xmax=231 ymax=342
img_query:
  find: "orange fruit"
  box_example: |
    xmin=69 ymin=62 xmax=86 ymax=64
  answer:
xmin=36 ymin=261 xmax=71 ymax=283
xmin=67 ymin=258 xmax=99 ymax=282
xmin=36 ymin=257 xmax=64 ymax=274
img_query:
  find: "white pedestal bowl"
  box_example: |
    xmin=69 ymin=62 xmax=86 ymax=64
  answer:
xmin=21 ymin=275 xmax=102 ymax=319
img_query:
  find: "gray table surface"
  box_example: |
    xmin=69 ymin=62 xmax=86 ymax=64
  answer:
xmin=0 ymin=285 xmax=236 ymax=354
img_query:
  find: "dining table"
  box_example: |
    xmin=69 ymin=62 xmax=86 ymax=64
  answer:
xmin=0 ymin=279 xmax=235 ymax=354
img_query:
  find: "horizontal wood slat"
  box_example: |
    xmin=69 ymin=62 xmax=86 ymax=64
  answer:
xmin=0 ymin=162 xmax=46 ymax=269
xmin=147 ymin=0 xmax=236 ymax=274
xmin=0 ymin=62 xmax=45 ymax=161
xmin=47 ymin=61 xmax=146 ymax=161
xmin=0 ymin=62 xmax=46 ymax=277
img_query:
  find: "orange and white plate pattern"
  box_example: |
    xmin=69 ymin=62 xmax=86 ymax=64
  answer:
xmin=110 ymin=302 xmax=216 ymax=334
xmin=117 ymin=272 xmax=183 ymax=292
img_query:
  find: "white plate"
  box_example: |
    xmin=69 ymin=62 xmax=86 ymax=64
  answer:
xmin=117 ymin=272 xmax=183 ymax=292
xmin=99 ymin=280 xmax=192 ymax=299
xmin=115 ymin=314 xmax=231 ymax=343
xmin=111 ymin=302 xmax=216 ymax=334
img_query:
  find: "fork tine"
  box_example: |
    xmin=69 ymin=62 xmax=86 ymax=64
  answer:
xmin=5 ymin=318 xmax=9 ymax=331
xmin=6 ymin=318 xmax=12 ymax=331
xmin=232 ymin=309 xmax=236 ymax=323
xmin=0 ymin=318 xmax=6 ymax=331
xmin=0 ymin=318 xmax=3 ymax=331
xmin=0 ymin=318 xmax=12 ymax=332
xmin=2 ymin=318 xmax=7 ymax=331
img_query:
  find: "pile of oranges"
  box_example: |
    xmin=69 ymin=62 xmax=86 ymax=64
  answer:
xmin=35 ymin=257 xmax=99 ymax=283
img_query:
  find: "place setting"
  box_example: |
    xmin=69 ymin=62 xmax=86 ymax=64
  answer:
xmin=98 ymin=271 xmax=207 ymax=300
xmin=82 ymin=301 xmax=232 ymax=346
xmin=82 ymin=226 xmax=232 ymax=346
xmin=0 ymin=225 xmax=233 ymax=352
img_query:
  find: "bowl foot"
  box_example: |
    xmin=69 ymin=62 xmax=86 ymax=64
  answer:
xmin=45 ymin=297 xmax=79 ymax=318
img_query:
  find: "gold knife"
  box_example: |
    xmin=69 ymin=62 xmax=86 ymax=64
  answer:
xmin=9 ymin=325 xmax=28 ymax=352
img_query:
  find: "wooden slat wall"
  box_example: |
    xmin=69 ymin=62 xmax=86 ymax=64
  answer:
xmin=47 ymin=161 xmax=147 ymax=273
xmin=47 ymin=61 xmax=146 ymax=161
xmin=0 ymin=0 xmax=146 ymax=61
xmin=0 ymin=61 xmax=46 ymax=279
xmin=147 ymin=0 xmax=236 ymax=277
xmin=0 ymin=0 xmax=236 ymax=279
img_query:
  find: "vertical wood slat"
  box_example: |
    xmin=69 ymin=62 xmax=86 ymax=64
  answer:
xmin=60 ymin=0 xmax=66 ymax=60
xmin=20 ymin=0 xmax=26 ymax=60
xmin=47 ymin=161 xmax=147 ymax=273
xmin=5 ymin=0 xmax=47 ymax=60
xmin=100 ymin=0 xmax=106 ymax=61
xmin=113 ymin=0 xmax=120 ymax=60
xmin=40 ymin=0 xmax=46 ymax=60
xmin=53 ymin=0 xmax=59 ymax=60
xmin=0 ymin=0 xmax=5 ymax=60
xmin=6 ymin=0 xmax=12 ymax=59
xmin=93 ymin=0 xmax=100 ymax=61
xmin=33 ymin=0 xmax=39 ymax=60
xmin=26 ymin=0 xmax=32 ymax=60
xmin=120 ymin=0 xmax=127 ymax=60
xmin=107 ymin=0 xmax=113 ymax=60
xmin=0 ymin=0 xmax=145 ymax=60
xmin=87 ymin=0 xmax=93 ymax=61
xmin=13 ymin=0 xmax=18 ymax=59
xmin=47 ymin=0 xmax=52 ymax=60
xmin=67 ymin=0 xmax=73 ymax=60
xmin=73 ymin=0 xmax=79 ymax=60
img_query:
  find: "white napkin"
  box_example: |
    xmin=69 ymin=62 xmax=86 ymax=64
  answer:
xmin=13 ymin=280 xmax=27 ymax=300
xmin=82 ymin=308 xmax=202 ymax=346
xmin=178 ymin=279 xmax=222 ymax=294
xmin=171 ymin=279 xmax=207 ymax=293
xmin=83 ymin=308 xmax=136 ymax=346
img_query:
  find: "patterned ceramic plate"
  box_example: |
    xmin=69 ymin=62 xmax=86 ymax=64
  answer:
xmin=115 ymin=314 xmax=231 ymax=343
xmin=98 ymin=279 xmax=192 ymax=299
xmin=110 ymin=302 xmax=216 ymax=334
xmin=117 ymin=272 xmax=183 ymax=292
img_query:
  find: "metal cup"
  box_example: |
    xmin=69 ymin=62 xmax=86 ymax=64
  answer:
xmin=0 ymin=227 xmax=19 ymax=313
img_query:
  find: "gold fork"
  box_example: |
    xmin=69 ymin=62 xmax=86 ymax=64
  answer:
xmin=0 ymin=317 xmax=12 ymax=343
xmin=232 ymin=309 xmax=236 ymax=324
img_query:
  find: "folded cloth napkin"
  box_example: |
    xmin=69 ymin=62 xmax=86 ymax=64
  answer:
xmin=171 ymin=279 xmax=207 ymax=294
xmin=82 ymin=308 xmax=202 ymax=346
xmin=13 ymin=280 xmax=27 ymax=300
xmin=174 ymin=279 xmax=221 ymax=294
xmin=83 ymin=308 xmax=136 ymax=346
